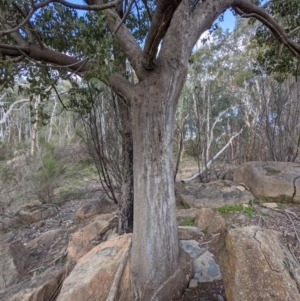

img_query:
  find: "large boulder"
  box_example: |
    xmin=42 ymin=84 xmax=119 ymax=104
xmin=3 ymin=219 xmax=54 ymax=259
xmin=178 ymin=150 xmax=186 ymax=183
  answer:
xmin=194 ymin=208 xmax=225 ymax=234
xmin=179 ymin=180 xmax=253 ymax=209
xmin=60 ymin=234 xmax=192 ymax=301
xmin=57 ymin=234 xmax=132 ymax=301
xmin=234 ymin=161 xmax=300 ymax=202
xmin=0 ymin=242 xmax=30 ymax=290
xmin=67 ymin=219 xmax=110 ymax=262
xmin=216 ymin=226 xmax=300 ymax=301
xmin=0 ymin=264 xmax=68 ymax=301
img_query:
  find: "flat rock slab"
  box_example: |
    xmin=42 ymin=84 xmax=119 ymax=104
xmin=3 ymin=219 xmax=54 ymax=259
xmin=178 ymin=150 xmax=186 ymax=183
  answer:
xmin=216 ymin=226 xmax=300 ymax=301
xmin=18 ymin=205 xmax=58 ymax=223
xmin=234 ymin=161 xmax=300 ymax=203
xmin=0 ymin=264 xmax=68 ymax=301
xmin=67 ymin=219 xmax=110 ymax=262
xmin=178 ymin=226 xmax=203 ymax=240
xmin=26 ymin=229 xmax=65 ymax=249
xmin=179 ymin=180 xmax=253 ymax=209
xmin=193 ymin=251 xmax=222 ymax=283
xmin=57 ymin=234 xmax=132 ymax=301
xmin=180 ymin=240 xmax=204 ymax=259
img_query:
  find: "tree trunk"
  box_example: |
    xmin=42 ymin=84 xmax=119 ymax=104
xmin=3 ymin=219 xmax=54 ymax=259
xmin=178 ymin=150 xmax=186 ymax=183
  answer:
xmin=119 ymin=100 xmax=134 ymax=234
xmin=130 ymin=64 xmax=187 ymax=300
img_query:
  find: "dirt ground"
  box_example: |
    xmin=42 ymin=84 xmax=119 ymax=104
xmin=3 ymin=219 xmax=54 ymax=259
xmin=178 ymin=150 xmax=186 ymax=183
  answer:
xmin=2 ymin=181 xmax=300 ymax=301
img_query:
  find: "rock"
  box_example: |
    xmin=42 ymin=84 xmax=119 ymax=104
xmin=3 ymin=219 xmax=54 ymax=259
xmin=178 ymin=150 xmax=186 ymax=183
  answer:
xmin=176 ymin=208 xmax=198 ymax=220
xmin=57 ymin=234 xmax=132 ymax=301
xmin=0 ymin=231 xmax=16 ymax=243
xmin=233 ymin=161 xmax=300 ymax=203
xmin=0 ymin=216 xmax=23 ymax=231
xmin=216 ymin=226 xmax=300 ymax=301
xmin=67 ymin=220 xmax=110 ymax=262
xmin=179 ymin=240 xmax=204 ymax=259
xmin=18 ymin=205 xmax=58 ymax=223
xmin=26 ymin=229 xmax=65 ymax=249
xmin=193 ymin=251 xmax=222 ymax=283
xmin=178 ymin=226 xmax=203 ymax=240
xmin=0 ymin=264 xmax=68 ymax=301
xmin=179 ymin=180 xmax=253 ymax=209
xmin=0 ymin=242 xmax=30 ymax=290
xmin=217 ymin=295 xmax=224 ymax=301
xmin=35 ymin=221 xmax=45 ymax=229
xmin=236 ymin=185 xmax=245 ymax=192
xmin=262 ymin=202 xmax=278 ymax=209
xmin=103 ymin=227 xmax=118 ymax=241
xmin=75 ymin=198 xmax=110 ymax=219
xmin=194 ymin=208 xmax=225 ymax=234
xmin=188 ymin=278 xmax=198 ymax=288
xmin=95 ymin=211 xmax=117 ymax=222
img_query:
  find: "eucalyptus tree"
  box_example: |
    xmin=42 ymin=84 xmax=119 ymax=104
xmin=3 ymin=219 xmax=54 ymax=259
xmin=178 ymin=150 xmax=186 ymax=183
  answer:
xmin=1 ymin=0 xmax=300 ymax=299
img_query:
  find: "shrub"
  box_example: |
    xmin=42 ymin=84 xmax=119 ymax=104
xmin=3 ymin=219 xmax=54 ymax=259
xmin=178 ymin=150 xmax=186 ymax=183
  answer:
xmin=29 ymin=144 xmax=67 ymax=204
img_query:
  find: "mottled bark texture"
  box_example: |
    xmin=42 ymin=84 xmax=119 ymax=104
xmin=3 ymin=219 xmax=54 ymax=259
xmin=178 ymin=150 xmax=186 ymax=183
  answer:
xmin=110 ymin=2 xmax=235 ymax=299
xmin=119 ymin=100 xmax=134 ymax=234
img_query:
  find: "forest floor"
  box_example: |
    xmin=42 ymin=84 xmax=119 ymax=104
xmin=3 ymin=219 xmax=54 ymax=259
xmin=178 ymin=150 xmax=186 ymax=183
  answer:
xmin=5 ymin=185 xmax=300 ymax=301
xmin=1 ymin=156 xmax=300 ymax=301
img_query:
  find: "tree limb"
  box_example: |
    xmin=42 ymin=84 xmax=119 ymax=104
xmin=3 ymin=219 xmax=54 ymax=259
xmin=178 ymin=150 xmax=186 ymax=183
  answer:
xmin=0 ymin=44 xmax=89 ymax=73
xmin=142 ymin=0 xmax=182 ymax=70
xmin=233 ymin=0 xmax=300 ymax=56
xmin=0 ymin=98 xmax=29 ymax=124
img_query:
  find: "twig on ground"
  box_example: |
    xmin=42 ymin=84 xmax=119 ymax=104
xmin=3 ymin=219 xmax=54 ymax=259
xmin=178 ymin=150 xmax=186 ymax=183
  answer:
xmin=284 ymin=211 xmax=300 ymax=244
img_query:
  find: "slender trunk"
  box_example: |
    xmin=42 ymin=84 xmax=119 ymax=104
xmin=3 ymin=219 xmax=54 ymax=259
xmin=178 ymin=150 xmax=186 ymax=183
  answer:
xmin=30 ymin=95 xmax=39 ymax=156
xmin=118 ymin=100 xmax=134 ymax=234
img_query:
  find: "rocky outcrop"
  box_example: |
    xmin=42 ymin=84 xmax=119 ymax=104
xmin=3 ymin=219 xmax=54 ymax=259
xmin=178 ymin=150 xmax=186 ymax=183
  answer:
xmin=0 ymin=241 xmax=30 ymax=290
xmin=57 ymin=234 xmax=132 ymax=301
xmin=75 ymin=198 xmax=110 ymax=219
xmin=0 ymin=264 xmax=68 ymax=301
xmin=179 ymin=180 xmax=253 ymax=209
xmin=194 ymin=208 xmax=225 ymax=234
xmin=67 ymin=219 xmax=110 ymax=262
xmin=216 ymin=226 xmax=300 ymax=301
xmin=234 ymin=161 xmax=300 ymax=202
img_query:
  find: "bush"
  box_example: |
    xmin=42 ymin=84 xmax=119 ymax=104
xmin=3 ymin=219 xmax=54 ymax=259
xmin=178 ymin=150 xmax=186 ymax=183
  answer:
xmin=29 ymin=144 xmax=67 ymax=204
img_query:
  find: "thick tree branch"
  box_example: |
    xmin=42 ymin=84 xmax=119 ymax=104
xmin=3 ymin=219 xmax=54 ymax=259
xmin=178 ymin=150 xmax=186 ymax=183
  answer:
xmin=142 ymin=0 xmax=182 ymax=70
xmin=233 ymin=0 xmax=300 ymax=56
xmin=103 ymin=5 xmax=144 ymax=78
xmin=109 ymin=73 xmax=135 ymax=106
xmin=0 ymin=43 xmax=89 ymax=73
